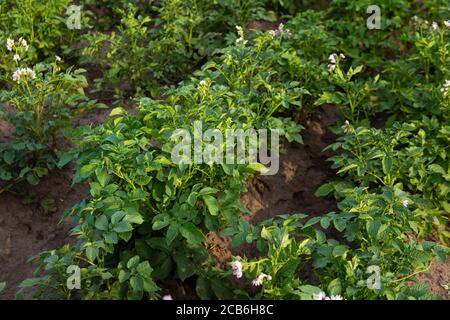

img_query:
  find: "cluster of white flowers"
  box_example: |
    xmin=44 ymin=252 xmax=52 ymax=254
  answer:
xmin=251 ymin=273 xmax=272 ymax=286
xmin=413 ymin=18 xmax=450 ymax=31
xmin=268 ymin=23 xmax=292 ymax=38
xmin=231 ymin=258 xmax=243 ymax=279
xmin=6 ymin=37 xmax=29 ymax=52
xmin=402 ymin=199 xmax=409 ymax=208
xmin=12 ymin=67 xmax=36 ymax=82
xmin=6 ymin=38 xmax=14 ymax=51
xmin=328 ymin=53 xmax=345 ymax=72
xmin=441 ymin=80 xmax=450 ymax=97
xmin=342 ymin=120 xmax=354 ymax=134
xmin=236 ymin=26 xmax=248 ymax=45
xmin=313 ymin=291 xmax=343 ymax=300
xmin=431 ymin=21 xmax=439 ymax=31
xmin=162 ymin=294 xmax=173 ymax=300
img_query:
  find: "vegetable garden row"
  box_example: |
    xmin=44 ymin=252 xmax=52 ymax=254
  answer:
xmin=0 ymin=0 xmax=449 ymax=300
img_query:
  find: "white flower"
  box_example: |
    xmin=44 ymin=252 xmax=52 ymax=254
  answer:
xmin=199 ymin=80 xmax=207 ymax=86
xmin=431 ymin=21 xmax=439 ymax=31
xmin=235 ymin=26 xmax=248 ymax=45
xmin=413 ymin=16 xmax=418 ymax=23
xmin=162 ymin=294 xmax=173 ymax=300
xmin=231 ymin=259 xmax=243 ymax=279
xmin=251 ymin=273 xmax=271 ymax=286
xmin=328 ymin=53 xmax=338 ymax=64
xmin=251 ymin=277 xmax=264 ymax=287
xmin=313 ymin=291 xmax=327 ymax=300
xmin=342 ymin=120 xmax=353 ymax=133
xmin=445 ymin=20 xmax=450 ymax=28
xmin=236 ymin=26 xmax=244 ymax=37
xmin=327 ymin=53 xmax=345 ymax=72
xmin=442 ymin=81 xmax=450 ymax=96
xmin=268 ymin=23 xmax=292 ymax=39
xmin=18 ymin=37 xmax=29 ymax=51
xmin=13 ymin=54 xmax=20 ymax=61
xmin=7 ymin=38 xmax=14 ymax=51
xmin=12 ymin=67 xmax=35 ymax=82
xmin=402 ymin=199 xmax=409 ymax=207
xmin=56 ymin=56 xmax=61 ymax=62
xmin=313 ymin=291 xmax=344 ymax=300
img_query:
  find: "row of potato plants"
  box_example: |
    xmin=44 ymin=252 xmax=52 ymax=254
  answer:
xmin=0 ymin=0 xmax=448 ymax=299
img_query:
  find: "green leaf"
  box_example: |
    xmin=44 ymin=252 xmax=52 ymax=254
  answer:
xmin=196 ymin=276 xmax=212 ymax=299
xmin=174 ymin=253 xmax=195 ymax=281
xmin=95 ymin=216 xmax=109 ymax=231
xmin=429 ymin=164 xmax=445 ymax=175
xmin=327 ymin=278 xmax=342 ymax=296
xmin=130 ymin=276 xmax=144 ymax=291
xmin=203 ymin=195 xmax=219 ymax=216
xmin=337 ymin=163 xmax=358 ymax=174
xmin=315 ymin=183 xmax=334 ymax=197
xmin=79 ymin=163 xmax=96 ymax=179
xmin=127 ymin=256 xmax=140 ymax=269
xmin=136 ymin=261 xmax=153 ymax=277
xmin=143 ymin=278 xmax=158 ymax=293
xmin=114 ymin=221 xmax=133 ymax=233
xmin=95 ymin=168 xmax=110 ymax=187
xmin=332 ymin=245 xmax=348 ymax=257
xmin=382 ymin=155 xmax=393 ymax=175
xmin=109 ymin=107 xmax=127 ymax=117
xmin=320 ymin=216 xmax=331 ymax=229
xmin=152 ymin=214 xmax=170 ymax=230
xmin=366 ymin=220 xmax=381 ymax=240
xmin=104 ymin=232 xmax=118 ymax=244
xmin=58 ymin=151 xmax=76 ymax=168
xmin=86 ymin=246 xmax=99 ymax=261
xmin=3 ymin=150 xmax=15 ymax=165
xmin=198 ymin=187 xmax=219 ymax=196
xmin=26 ymin=172 xmax=39 ymax=186
xmin=166 ymin=224 xmax=179 ymax=245
xmin=180 ymin=223 xmax=204 ymax=245
xmin=0 ymin=282 xmax=6 ymax=293
xmin=118 ymin=270 xmax=130 ymax=283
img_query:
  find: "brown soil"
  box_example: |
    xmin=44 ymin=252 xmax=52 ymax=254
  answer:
xmin=0 ymin=166 xmax=86 ymax=299
xmin=417 ymin=258 xmax=450 ymax=299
